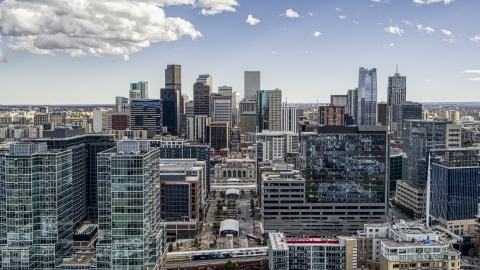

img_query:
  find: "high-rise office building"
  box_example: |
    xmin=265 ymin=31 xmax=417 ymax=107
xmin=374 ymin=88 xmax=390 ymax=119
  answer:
xmin=194 ymin=74 xmax=213 ymax=116
xmin=244 ymin=71 xmax=260 ymax=100
xmin=50 ymin=111 xmax=68 ymax=124
xmin=257 ymin=89 xmax=282 ymax=132
xmin=185 ymin=101 xmax=194 ymax=118
xmin=96 ymin=140 xmax=166 ymax=269
xmin=302 ymin=126 xmax=388 ymax=233
xmin=130 ymin=81 xmax=149 ymax=99
xmin=430 ymin=148 xmax=480 ymax=234
xmin=187 ymin=115 xmax=211 ymax=143
xmin=256 ymin=131 xmax=299 ymax=162
xmin=1 ymin=143 xmax=73 ymax=269
xmin=239 ymin=100 xmax=256 ymax=114
xmin=346 ymin=88 xmax=358 ymax=124
xmin=115 ymin=96 xmax=129 ymax=113
xmin=35 ymin=127 xmax=115 ymax=221
xmin=392 ymin=101 xmax=422 ymax=139
xmin=377 ymin=102 xmax=387 ymax=126
xmin=130 ymin=99 xmax=163 ymax=138
xmin=218 ymin=86 xmax=238 ymax=124
xmin=318 ymin=104 xmax=345 ymax=126
xmin=387 ymin=70 xmax=406 ymax=130
xmin=34 ymin=113 xmax=51 ymax=126
xmin=240 ymin=111 xmax=257 ymax=134
xmin=357 ymin=68 xmax=377 ymax=126
xmin=212 ymin=99 xmax=231 ymax=122
xmin=281 ymin=105 xmax=297 ymax=133
xmin=330 ymin=95 xmax=348 ymax=107
xmin=161 ymin=88 xmax=179 ymax=135
xmin=129 ymin=89 xmax=141 ymax=100
xmin=207 ymin=122 xmax=230 ymax=151
xmin=165 ymin=65 xmax=182 ymax=134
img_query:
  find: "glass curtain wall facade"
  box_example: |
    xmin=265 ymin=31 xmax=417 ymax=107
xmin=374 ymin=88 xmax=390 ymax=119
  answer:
xmin=257 ymin=89 xmax=282 ymax=132
xmin=96 ymin=141 xmax=165 ymax=270
xmin=303 ymin=126 xmax=388 ymax=233
xmin=430 ymin=148 xmax=480 ymax=222
xmin=357 ymin=68 xmax=377 ymax=126
xmin=0 ymin=143 xmax=73 ymax=269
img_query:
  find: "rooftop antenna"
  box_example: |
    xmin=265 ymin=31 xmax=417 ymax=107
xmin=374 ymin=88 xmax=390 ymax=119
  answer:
xmin=285 ymin=97 xmax=287 ymax=106
xmin=396 ymin=64 xmax=398 ymax=74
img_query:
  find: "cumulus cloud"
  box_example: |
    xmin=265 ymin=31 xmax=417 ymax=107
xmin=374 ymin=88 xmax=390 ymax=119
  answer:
xmin=413 ymin=0 xmax=454 ymax=4
xmin=467 ymin=78 xmax=480 ymax=81
xmin=425 ymin=79 xmax=430 ymax=81
xmin=469 ymin=35 xmax=480 ymax=42
xmin=339 ymin=15 xmax=347 ymax=20
xmin=335 ymin=8 xmax=342 ymax=11
xmin=441 ymin=29 xmax=451 ymax=36
xmin=384 ymin=26 xmax=405 ymax=36
xmin=312 ymin=31 xmax=322 ymax=37
xmin=0 ymin=0 xmax=239 ymax=60
xmin=390 ymin=43 xmax=394 ymax=46
xmin=461 ymin=70 xmax=480 ymax=74
xmin=0 ymin=49 xmax=7 ymax=63
xmin=417 ymin=24 xmax=435 ymax=34
xmin=196 ymin=0 xmax=239 ymax=16
xmin=353 ymin=20 xmax=360 ymax=24
xmin=402 ymin=20 xmax=414 ymax=26
xmin=245 ymin=15 xmax=260 ymax=25
xmin=284 ymin=9 xmax=300 ymax=18
xmin=442 ymin=39 xmax=455 ymax=43
xmin=308 ymin=12 xmax=317 ymax=16
xmin=271 ymin=51 xmax=277 ymax=54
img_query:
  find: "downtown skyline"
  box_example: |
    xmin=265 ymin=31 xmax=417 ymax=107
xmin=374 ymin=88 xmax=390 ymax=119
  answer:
xmin=0 ymin=0 xmax=479 ymax=104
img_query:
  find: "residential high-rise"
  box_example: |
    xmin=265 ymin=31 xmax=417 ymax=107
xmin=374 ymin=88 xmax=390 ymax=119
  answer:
xmin=187 ymin=115 xmax=211 ymax=143
xmin=387 ymin=69 xmax=406 ymax=130
xmin=302 ymin=126 xmax=388 ymax=234
xmin=96 ymin=140 xmax=166 ymax=270
xmin=357 ymin=68 xmax=377 ymax=126
xmin=377 ymin=102 xmax=387 ymax=126
xmin=244 ymin=71 xmax=260 ymax=100
xmin=115 ymin=96 xmax=129 ymax=113
xmin=256 ymin=131 xmax=299 ymax=162
xmin=207 ymin=122 xmax=230 ymax=151
xmin=165 ymin=65 xmax=182 ymax=134
xmin=318 ymin=104 xmax=344 ymax=125
xmin=130 ymin=99 xmax=163 ymax=138
xmin=212 ymin=99 xmax=231 ymax=122
xmin=430 ymin=148 xmax=480 ymax=235
xmin=330 ymin=94 xmax=348 ymax=107
xmin=392 ymin=101 xmax=422 ymax=139
xmin=281 ymin=104 xmax=297 ymax=133
xmin=194 ymin=74 xmax=213 ymax=116
xmin=130 ymin=81 xmax=149 ymax=99
xmin=240 ymin=111 xmax=257 ymax=134
xmin=34 ymin=113 xmax=51 ymax=126
xmin=161 ymin=88 xmax=179 ymax=135
xmin=35 ymin=127 xmax=116 ymax=221
xmin=346 ymin=88 xmax=358 ymax=124
xmin=1 ymin=143 xmax=73 ymax=269
xmin=257 ymin=89 xmax=282 ymax=132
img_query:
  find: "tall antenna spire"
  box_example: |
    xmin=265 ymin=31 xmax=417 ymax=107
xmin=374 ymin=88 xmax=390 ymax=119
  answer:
xmin=396 ymin=64 xmax=398 ymax=74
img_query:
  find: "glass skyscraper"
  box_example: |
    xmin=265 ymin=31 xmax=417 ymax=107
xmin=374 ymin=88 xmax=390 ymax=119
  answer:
xmin=387 ymin=70 xmax=407 ymax=131
xmin=130 ymin=81 xmax=149 ymax=99
xmin=357 ymin=67 xmax=377 ymax=126
xmin=244 ymin=71 xmax=260 ymax=100
xmin=1 ymin=143 xmax=73 ymax=269
xmin=257 ymin=89 xmax=282 ymax=132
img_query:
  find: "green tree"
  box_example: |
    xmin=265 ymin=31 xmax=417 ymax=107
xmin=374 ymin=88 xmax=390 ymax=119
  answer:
xmin=240 ymin=189 xmax=245 ymax=198
xmin=168 ymin=243 xmax=173 ymax=252
xmin=262 ymin=238 xmax=268 ymax=246
xmin=250 ymin=198 xmax=255 ymax=215
xmin=250 ymin=188 xmax=255 ymax=198
xmin=176 ymin=242 xmax=180 ymax=251
xmin=212 ymin=190 xmax=217 ymax=198
xmin=224 ymin=261 xmax=237 ymax=270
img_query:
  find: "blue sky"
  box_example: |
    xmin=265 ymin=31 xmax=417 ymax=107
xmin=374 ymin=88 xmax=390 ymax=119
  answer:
xmin=0 ymin=0 xmax=479 ymax=104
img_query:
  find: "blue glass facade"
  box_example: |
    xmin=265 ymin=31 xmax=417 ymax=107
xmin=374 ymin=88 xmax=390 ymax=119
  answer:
xmin=357 ymin=68 xmax=377 ymax=126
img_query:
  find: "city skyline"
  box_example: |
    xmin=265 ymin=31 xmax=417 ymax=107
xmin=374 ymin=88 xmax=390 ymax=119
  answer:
xmin=0 ymin=0 xmax=479 ymax=104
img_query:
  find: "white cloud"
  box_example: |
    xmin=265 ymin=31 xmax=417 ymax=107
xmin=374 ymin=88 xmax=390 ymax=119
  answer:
xmin=339 ymin=15 xmax=347 ymax=20
xmin=384 ymin=26 xmax=405 ymax=36
xmin=245 ymin=15 xmax=260 ymax=25
xmin=390 ymin=43 xmax=394 ymax=46
xmin=441 ymin=29 xmax=451 ymax=36
xmin=417 ymin=24 xmax=435 ymax=34
xmin=467 ymin=78 xmax=480 ymax=81
xmin=0 ymin=0 xmax=241 ymax=60
xmin=425 ymin=79 xmax=430 ymax=81
xmin=469 ymin=35 xmax=480 ymax=42
xmin=312 ymin=31 xmax=322 ymax=37
xmin=196 ymin=0 xmax=239 ymax=16
xmin=271 ymin=51 xmax=277 ymax=54
xmin=353 ymin=20 xmax=359 ymax=24
xmin=284 ymin=9 xmax=300 ymax=18
xmin=413 ymin=0 xmax=454 ymax=4
xmin=0 ymin=49 xmax=7 ymax=63
xmin=308 ymin=12 xmax=317 ymax=16
xmin=461 ymin=70 xmax=480 ymax=74
xmin=305 ymin=51 xmax=309 ymax=54
xmin=402 ymin=20 xmax=414 ymax=26
xmin=335 ymin=8 xmax=342 ymax=11
xmin=442 ymin=38 xmax=455 ymax=43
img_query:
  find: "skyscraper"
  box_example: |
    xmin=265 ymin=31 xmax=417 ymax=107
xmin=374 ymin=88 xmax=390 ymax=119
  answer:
xmin=161 ymin=88 xmax=179 ymax=135
xmin=115 ymin=96 xmax=129 ymax=113
xmin=96 ymin=140 xmax=166 ymax=269
xmin=346 ymin=88 xmax=358 ymax=125
xmin=392 ymin=101 xmax=422 ymax=139
xmin=130 ymin=81 xmax=149 ymax=99
xmin=387 ymin=69 xmax=406 ymax=131
xmin=377 ymin=102 xmax=387 ymax=126
xmin=244 ymin=71 xmax=260 ymax=100
xmin=281 ymin=104 xmax=297 ymax=133
xmin=257 ymin=89 xmax=282 ymax=132
xmin=357 ymin=68 xmax=377 ymax=126
xmin=193 ymin=74 xmax=213 ymax=116
xmin=1 ymin=143 xmax=73 ymax=269
xmin=165 ymin=65 xmax=182 ymax=134
xmin=130 ymin=99 xmax=163 ymax=138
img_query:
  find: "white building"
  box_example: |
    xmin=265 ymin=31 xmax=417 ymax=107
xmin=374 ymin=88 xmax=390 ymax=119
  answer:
xmin=187 ymin=115 xmax=211 ymax=142
xmin=212 ymin=99 xmax=231 ymax=123
xmin=281 ymin=105 xmax=297 ymax=133
xmin=256 ymin=130 xmax=299 ymax=162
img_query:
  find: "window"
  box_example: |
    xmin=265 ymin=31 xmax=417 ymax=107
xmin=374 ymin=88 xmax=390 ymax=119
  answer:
xmin=393 ymin=264 xmax=399 ymax=268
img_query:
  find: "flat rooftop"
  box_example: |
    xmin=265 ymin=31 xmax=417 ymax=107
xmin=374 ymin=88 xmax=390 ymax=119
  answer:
xmin=383 ymin=239 xmax=449 ymax=248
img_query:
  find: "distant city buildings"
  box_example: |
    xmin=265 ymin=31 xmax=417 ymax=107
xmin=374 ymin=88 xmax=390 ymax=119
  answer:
xmin=130 ymin=99 xmax=163 ymax=138
xmin=244 ymin=71 xmax=260 ymax=100
xmin=130 ymin=81 xmax=149 ymax=99
xmin=318 ymin=104 xmax=344 ymax=125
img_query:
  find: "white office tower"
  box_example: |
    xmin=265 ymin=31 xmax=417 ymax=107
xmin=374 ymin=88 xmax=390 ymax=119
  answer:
xmin=187 ymin=116 xmax=211 ymax=143
xmin=129 ymin=89 xmax=141 ymax=100
xmin=244 ymin=71 xmax=260 ymax=100
xmin=281 ymin=104 xmax=297 ymax=133
xmin=212 ymin=99 xmax=231 ymax=123
xmin=96 ymin=140 xmax=166 ymax=270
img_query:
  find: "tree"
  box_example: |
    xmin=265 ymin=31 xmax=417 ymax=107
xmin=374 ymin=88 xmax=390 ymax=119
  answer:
xmin=224 ymin=261 xmax=237 ymax=270
xmin=212 ymin=190 xmax=217 ymax=198
xmin=250 ymin=188 xmax=255 ymax=198
xmin=250 ymin=198 xmax=255 ymax=215
xmin=262 ymin=238 xmax=268 ymax=246
xmin=176 ymin=242 xmax=180 ymax=251
xmin=168 ymin=243 xmax=173 ymax=252
xmin=240 ymin=189 xmax=245 ymax=198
